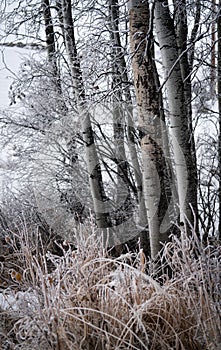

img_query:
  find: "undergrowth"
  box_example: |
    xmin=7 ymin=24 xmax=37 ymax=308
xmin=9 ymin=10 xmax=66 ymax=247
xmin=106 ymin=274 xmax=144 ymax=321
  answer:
xmin=0 ymin=224 xmax=220 ymax=350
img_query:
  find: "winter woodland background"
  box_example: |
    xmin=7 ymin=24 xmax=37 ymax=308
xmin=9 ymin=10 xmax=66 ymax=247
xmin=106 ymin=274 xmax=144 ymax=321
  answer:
xmin=0 ymin=1 xmax=220 ymax=349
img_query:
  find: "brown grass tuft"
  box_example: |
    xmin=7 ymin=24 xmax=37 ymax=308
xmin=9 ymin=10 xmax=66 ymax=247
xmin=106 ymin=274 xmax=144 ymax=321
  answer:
xmin=0 ymin=225 xmax=220 ymax=349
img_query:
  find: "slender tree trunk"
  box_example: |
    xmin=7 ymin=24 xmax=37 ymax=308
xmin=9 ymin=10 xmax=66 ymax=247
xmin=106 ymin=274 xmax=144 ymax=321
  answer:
xmin=43 ymin=0 xmax=82 ymax=212
xmin=152 ymin=52 xmax=178 ymax=233
xmin=109 ymin=0 xmax=132 ymax=221
xmin=128 ymin=0 xmax=169 ymax=258
xmin=109 ymin=0 xmax=150 ymax=255
xmin=109 ymin=0 xmax=147 ymax=222
xmin=42 ymin=0 xmax=56 ymax=59
xmin=189 ymin=0 xmax=201 ymax=72
xmin=155 ymin=0 xmax=198 ymax=231
xmin=174 ymin=0 xmax=198 ymax=231
xmin=211 ymin=0 xmax=216 ymax=97
xmin=61 ymin=0 xmax=111 ymax=230
xmin=42 ymin=0 xmax=62 ymax=93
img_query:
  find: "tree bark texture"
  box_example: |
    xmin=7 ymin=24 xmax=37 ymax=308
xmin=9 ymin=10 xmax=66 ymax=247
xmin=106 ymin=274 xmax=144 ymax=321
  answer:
xmin=42 ymin=0 xmax=62 ymax=93
xmin=110 ymin=0 xmax=150 ymax=256
xmin=110 ymin=0 xmax=132 ymax=222
xmin=174 ymin=0 xmax=198 ymax=230
xmin=109 ymin=0 xmax=148 ymax=229
xmin=155 ymin=0 xmax=198 ymax=231
xmin=128 ymin=0 xmax=169 ymax=258
xmin=61 ymin=0 xmax=111 ymax=230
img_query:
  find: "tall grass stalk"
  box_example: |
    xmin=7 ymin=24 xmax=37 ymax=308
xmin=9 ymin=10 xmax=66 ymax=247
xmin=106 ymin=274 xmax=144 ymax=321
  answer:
xmin=0 ymin=224 xmax=220 ymax=349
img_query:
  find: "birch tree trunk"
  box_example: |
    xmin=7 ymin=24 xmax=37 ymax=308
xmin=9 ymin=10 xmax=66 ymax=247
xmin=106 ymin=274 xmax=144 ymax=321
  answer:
xmin=109 ymin=0 xmax=150 ymax=255
xmin=109 ymin=0 xmax=147 ymax=226
xmin=43 ymin=0 xmax=84 ymax=216
xmin=61 ymin=0 xmax=111 ymax=230
xmin=155 ymin=0 xmax=198 ymax=230
xmin=42 ymin=0 xmax=57 ymax=69
xmin=128 ymin=0 xmax=169 ymax=258
xmin=109 ymin=0 xmax=132 ymax=222
xmin=42 ymin=0 xmax=63 ymax=95
xmin=174 ymin=0 xmax=198 ymax=228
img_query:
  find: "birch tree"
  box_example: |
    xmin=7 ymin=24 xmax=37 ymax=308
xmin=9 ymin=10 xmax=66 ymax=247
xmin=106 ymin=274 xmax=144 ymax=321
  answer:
xmin=109 ymin=0 xmax=133 ymax=224
xmin=154 ymin=0 xmax=198 ymax=231
xmin=109 ymin=0 xmax=150 ymax=255
xmin=1 ymin=0 xmax=220 ymax=256
xmin=173 ymin=0 xmax=199 ymax=226
xmin=61 ymin=0 xmax=111 ymax=230
xmin=128 ymin=0 xmax=170 ymax=258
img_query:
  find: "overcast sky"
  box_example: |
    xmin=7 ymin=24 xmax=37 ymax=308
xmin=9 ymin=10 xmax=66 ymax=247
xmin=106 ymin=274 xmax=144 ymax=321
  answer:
xmin=0 ymin=47 xmax=26 ymax=168
xmin=0 ymin=46 xmax=27 ymax=107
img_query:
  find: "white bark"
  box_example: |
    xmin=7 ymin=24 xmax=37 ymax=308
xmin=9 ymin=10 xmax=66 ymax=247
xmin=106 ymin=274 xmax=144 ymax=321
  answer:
xmin=109 ymin=0 xmax=149 ymax=254
xmin=61 ymin=0 xmax=110 ymax=229
xmin=110 ymin=0 xmax=145 ymax=221
xmin=127 ymin=110 xmax=148 ymax=227
xmin=128 ymin=0 xmax=162 ymax=258
xmin=155 ymin=0 xmax=197 ymax=228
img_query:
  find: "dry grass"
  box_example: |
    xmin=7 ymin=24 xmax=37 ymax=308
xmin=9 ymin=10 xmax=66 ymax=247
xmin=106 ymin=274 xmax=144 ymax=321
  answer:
xmin=0 ymin=225 xmax=220 ymax=350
